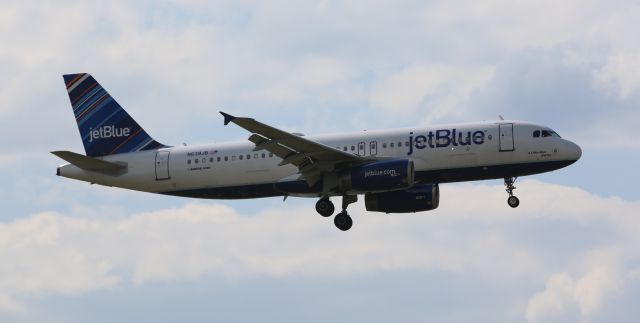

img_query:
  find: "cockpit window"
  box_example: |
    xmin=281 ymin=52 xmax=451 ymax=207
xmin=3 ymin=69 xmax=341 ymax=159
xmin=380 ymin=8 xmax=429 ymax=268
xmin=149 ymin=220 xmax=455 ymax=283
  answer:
xmin=533 ymin=130 xmax=540 ymax=138
xmin=541 ymin=130 xmax=561 ymax=138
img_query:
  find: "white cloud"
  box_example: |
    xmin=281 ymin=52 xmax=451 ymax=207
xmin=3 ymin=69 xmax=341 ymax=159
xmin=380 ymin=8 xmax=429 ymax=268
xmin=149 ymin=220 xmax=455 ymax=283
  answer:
xmin=526 ymin=272 xmax=578 ymax=322
xmin=525 ymin=265 xmax=622 ymax=322
xmin=369 ymin=64 xmax=494 ymax=122
xmin=0 ymin=292 xmax=23 ymax=313
xmin=593 ymin=52 xmax=640 ymax=100
xmin=0 ymin=212 xmax=120 ymax=311
xmin=2 ymin=0 xmax=640 ymax=148
xmin=574 ymin=264 xmax=622 ymax=317
xmin=1 ymin=180 xmax=639 ymax=317
xmin=3 ymin=1 xmax=640 ymax=321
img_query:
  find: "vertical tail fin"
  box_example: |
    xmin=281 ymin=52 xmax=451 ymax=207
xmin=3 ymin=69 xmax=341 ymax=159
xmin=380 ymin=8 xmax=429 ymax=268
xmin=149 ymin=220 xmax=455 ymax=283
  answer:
xmin=63 ymin=73 xmax=167 ymax=157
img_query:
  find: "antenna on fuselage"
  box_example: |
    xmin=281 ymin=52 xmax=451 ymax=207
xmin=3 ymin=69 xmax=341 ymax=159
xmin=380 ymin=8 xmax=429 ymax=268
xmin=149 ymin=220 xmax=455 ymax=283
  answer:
xmin=498 ymin=115 xmax=505 ymax=120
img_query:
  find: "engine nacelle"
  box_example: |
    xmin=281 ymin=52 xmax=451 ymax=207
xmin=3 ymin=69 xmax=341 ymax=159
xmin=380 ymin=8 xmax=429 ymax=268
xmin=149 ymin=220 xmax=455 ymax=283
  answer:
xmin=340 ymin=160 xmax=414 ymax=192
xmin=365 ymin=184 xmax=440 ymax=213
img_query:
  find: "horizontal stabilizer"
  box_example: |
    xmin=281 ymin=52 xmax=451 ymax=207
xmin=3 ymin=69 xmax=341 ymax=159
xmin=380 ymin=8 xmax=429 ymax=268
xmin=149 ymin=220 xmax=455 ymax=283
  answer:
xmin=51 ymin=151 xmax=126 ymax=172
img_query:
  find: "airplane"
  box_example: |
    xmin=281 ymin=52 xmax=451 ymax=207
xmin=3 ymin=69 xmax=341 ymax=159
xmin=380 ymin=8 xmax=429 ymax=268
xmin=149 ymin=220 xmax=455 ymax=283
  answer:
xmin=53 ymin=73 xmax=582 ymax=231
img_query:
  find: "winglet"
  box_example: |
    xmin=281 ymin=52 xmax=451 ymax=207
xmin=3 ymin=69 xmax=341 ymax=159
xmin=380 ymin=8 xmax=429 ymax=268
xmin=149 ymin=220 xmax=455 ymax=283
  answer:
xmin=220 ymin=111 xmax=236 ymax=126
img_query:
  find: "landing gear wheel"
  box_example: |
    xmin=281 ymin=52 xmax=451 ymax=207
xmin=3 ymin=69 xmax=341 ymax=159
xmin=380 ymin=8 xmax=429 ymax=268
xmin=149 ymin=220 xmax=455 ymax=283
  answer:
xmin=315 ymin=198 xmax=335 ymax=217
xmin=507 ymin=196 xmax=520 ymax=208
xmin=504 ymin=177 xmax=520 ymax=208
xmin=334 ymin=211 xmax=353 ymax=231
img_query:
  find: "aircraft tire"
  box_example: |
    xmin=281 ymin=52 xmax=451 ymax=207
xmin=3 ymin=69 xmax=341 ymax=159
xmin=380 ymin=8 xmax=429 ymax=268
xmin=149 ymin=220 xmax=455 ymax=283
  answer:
xmin=508 ymin=196 xmax=520 ymax=208
xmin=334 ymin=211 xmax=353 ymax=231
xmin=316 ymin=198 xmax=335 ymax=217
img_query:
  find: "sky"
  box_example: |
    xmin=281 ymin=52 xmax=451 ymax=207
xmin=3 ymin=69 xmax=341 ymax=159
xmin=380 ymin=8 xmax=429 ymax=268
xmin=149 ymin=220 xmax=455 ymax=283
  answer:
xmin=1 ymin=0 xmax=640 ymax=322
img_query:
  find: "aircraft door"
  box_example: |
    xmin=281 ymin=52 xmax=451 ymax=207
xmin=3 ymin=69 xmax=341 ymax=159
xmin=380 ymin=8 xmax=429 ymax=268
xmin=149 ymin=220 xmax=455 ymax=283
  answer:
xmin=358 ymin=142 xmax=365 ymax=156
xmin=155 ymin=150 xmax=170 ymax=180
xmin=499 ymin=123 xmax=515 ymax=152
xmin=369 ymin=141 xmax=378 ymax=156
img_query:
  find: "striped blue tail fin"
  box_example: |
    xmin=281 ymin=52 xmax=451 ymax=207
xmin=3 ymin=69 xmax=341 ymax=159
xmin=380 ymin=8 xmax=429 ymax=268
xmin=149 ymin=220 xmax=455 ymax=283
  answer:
xmin=63 ymin=73 xmax=167 ymax=157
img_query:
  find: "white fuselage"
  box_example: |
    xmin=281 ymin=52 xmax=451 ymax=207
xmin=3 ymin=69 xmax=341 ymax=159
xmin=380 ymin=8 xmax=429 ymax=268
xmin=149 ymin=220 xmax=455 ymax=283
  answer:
xmin=57 ymin=120 xmax=582 ymax=199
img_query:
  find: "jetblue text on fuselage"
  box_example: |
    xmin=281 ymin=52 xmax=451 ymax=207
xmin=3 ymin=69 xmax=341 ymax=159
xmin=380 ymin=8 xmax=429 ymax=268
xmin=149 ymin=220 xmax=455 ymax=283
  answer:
xmin=88 ymin=125 xmax=131 ymax=142
xmin=364 ymin=169 xmax=399 ymax=178
xmin=408 ymin=129 xmax=485 ymax=155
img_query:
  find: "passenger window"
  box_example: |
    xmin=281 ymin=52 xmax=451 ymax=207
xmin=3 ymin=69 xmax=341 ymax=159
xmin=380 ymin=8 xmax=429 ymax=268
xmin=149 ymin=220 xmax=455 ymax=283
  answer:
xmin=383 ymin=143 xmax=387 ymax=148
xmin=351 ymin=146 xmax=355 ymax=151
xmin=269 ymin=153 xmax=273 ymax=157
xmin=398 ymin=142 xmax=402 ymax=147
xmin=254 ymin=154 xmax=258 ymax=159
xmin=239 ymin=155 xmax=243 ymax=160
xmin=343 ymin=147 xmax=347 ymax=151
xmin=247 ymin=154 xmax=251 ymax=160
xmin=187 ymin=159 xmax=191 ymax=165
xmin=224 ymin=156 xmax=228 ymax=161
xmin=390 ymin=142 xmax=395 ymax=148
xmin=405 ymin=141 xmax=409 ymax=146
xmin=202 ymin=158 xmax=206 ymax=163
xmin=195 ymin=159 xmax=199 ymax=164
xmin=262 ymin=153 xmax=266 ymax=158
xmin=217 ymin=157 xmax=221 ymax=162
xmin=533 ymin=130 xmax=540 ymax=138
xmin=209 ymin=157 xmax=214 ymax=163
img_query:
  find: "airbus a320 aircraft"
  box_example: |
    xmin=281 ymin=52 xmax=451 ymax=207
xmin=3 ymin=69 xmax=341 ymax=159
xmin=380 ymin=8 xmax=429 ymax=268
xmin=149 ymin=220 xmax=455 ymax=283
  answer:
xmin=54 ymin=73 xmax=582 ymax=231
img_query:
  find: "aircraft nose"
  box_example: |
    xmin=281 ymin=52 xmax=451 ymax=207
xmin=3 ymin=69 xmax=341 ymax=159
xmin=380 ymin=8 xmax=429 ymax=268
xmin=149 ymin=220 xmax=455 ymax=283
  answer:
xmin=566 ymin=141 xmax=582 ymax=161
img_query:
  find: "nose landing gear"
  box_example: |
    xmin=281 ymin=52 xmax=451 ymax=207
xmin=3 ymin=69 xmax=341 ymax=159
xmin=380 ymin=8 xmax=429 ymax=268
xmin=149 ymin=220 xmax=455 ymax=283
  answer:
xmin=504 ymin=177 xmax=520 ymax=208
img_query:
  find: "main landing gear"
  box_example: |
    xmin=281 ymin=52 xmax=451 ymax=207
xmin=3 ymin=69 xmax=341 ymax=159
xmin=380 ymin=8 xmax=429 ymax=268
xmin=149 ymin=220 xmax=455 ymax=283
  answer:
xmin=504 ymin=176 xmax=520 ymax=208
xmin=315 ymin=198 xmax=334 ymax=217
xmin=315 ymin=195 xmax=357 ymax=231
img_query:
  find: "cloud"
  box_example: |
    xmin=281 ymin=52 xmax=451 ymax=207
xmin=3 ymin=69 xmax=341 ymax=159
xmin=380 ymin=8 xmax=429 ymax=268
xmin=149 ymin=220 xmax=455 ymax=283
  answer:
xmin=0 ymin=293 xmax=23 ymax=313
xmin=369 ymin=64 xmax=494 ymax=122
xmin=3 ymin=1 xmax=640 ymax=322
xmin=3 ymin=0 xmax=640 ymax=149
xmin=525 ymin=265 xmax=622 ymax=322
xmin=593 ymin=51 xmax=640 ymax=100
xmin=0 ymin=212 xmax=120 ymax=312
xmin=1 ymin=180 xmax=639 ymax=319
xmin=525 ymin=272 xmax=579 ymax=322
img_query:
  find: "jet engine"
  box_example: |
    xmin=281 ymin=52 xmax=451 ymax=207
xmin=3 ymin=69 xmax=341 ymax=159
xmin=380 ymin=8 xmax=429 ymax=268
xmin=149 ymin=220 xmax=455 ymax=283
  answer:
xmin=364 ymin=184 xmax=439 ymax=213
xmin=340 ymin=159 xmax=414 ymax=192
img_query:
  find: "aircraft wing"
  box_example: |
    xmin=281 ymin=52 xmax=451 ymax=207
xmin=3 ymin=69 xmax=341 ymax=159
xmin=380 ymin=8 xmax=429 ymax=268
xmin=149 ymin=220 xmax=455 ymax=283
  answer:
xmin=220 ymin=111 xmax=369 ymax=185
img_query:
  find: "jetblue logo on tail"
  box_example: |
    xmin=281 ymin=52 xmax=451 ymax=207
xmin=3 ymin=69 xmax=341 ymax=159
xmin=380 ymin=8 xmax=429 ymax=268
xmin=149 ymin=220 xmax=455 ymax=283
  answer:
xmin=89 ymin=126 xmax=131 ymax=143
